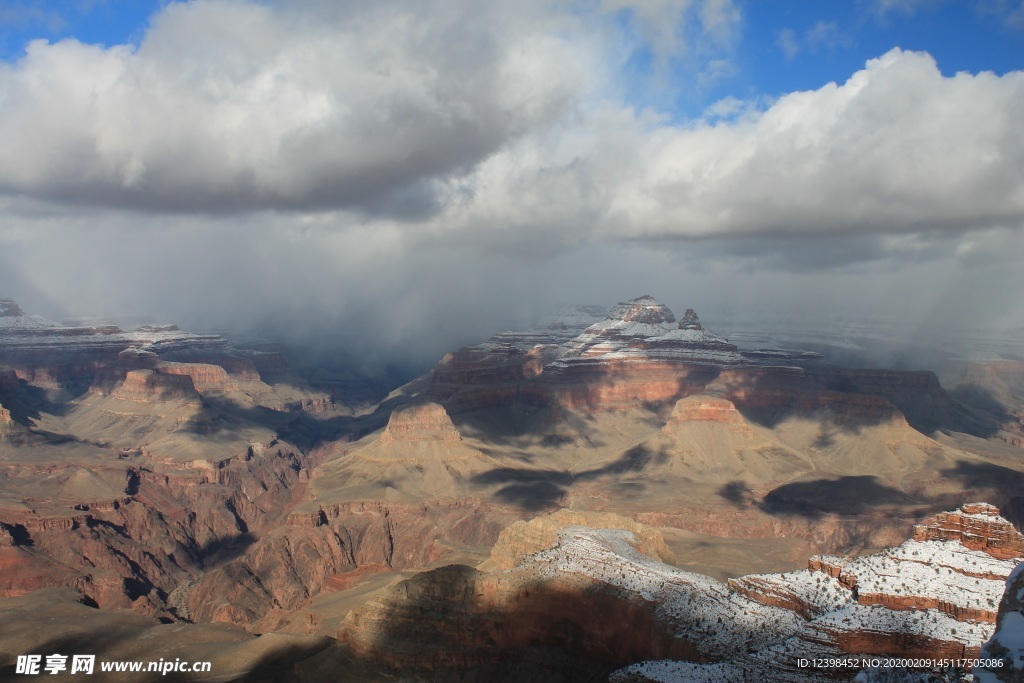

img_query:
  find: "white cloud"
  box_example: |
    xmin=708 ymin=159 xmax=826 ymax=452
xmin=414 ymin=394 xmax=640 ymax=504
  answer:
xmin=0 ymin=0 xmax=594 ymax=215
xmin=775 ymin=28 xmax=799 ymax=61
xmin=869 ymin=0 xmax=946 ymax=19
xmin=434 ymin=48 xmax=1024 ymax=248
xmin=978 ymin=0 xmax=1024 ymax=30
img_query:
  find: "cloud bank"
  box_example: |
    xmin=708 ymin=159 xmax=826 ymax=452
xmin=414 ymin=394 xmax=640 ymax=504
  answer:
xmin=0 ymin=0 xmax=1020 ymax=366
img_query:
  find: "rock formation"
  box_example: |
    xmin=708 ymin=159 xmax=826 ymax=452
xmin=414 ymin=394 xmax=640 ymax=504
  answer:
xmin=975 ymin=561 xmax=1024 ymax=683
xmin=426 ymin=295 xmax=960 ymax=423
xmin=913 ymin=502 xmax=1024 ymax=560
xmin=2 ymin=292 xmax=1022 ymax=681
xmin=109 ymin=369 xmax=203 ymax=405
xmin=377 ymin=402 xmax=462 ymax=443
xmin=0 ymin=298 xmax=24 ymax=317
xmin=335 ymin=504 xmax=1022 ymax=681
xmin=488 ymin=509 xmax=675 ymax=570
xmin=619 ymin=503 xmax=1024 ymax=681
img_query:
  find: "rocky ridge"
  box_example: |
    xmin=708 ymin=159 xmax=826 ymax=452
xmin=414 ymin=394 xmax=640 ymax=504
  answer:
xmin=338 ymin=505 xmax=1022 ymax=681
xmin=975 ymin=562 xmax=1024 ymax=682
xmin=615 ymin=503 xmax=1023 ymax=682
xmin=427 ymin=295 xmax=957 ymax=422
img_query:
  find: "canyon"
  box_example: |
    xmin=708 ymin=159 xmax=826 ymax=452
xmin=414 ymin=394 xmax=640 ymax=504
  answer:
xmin=1 ymin=295 xmax=1023 ymax=681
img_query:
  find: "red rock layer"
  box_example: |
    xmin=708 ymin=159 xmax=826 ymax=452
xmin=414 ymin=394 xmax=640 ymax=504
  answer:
xmin=818 ymin=629 xmax=980 ymax=662
xmin=854 ymin=592 xmax=998 ymax=623
xmin=110 ymin=369 xmax=202 ymax=405
xmin=158 ymin=362 xmax=238 ymax=393
xmin=188 ymin=498 xmax=516 ymax=626
xmin=378 ymin=402 xmax=462 ymax=443
xmin=428 ymin=343 xmax=936 ymax=422
xmin=913 ymin=503 xmax=1024 ymax=560
xmin=727 ymin=576 xmax=820 ymax=619
xmin=0 ymin=444 xmax=313 ymax=618
xmin=522 ymin=359 xmax=717 ymax=412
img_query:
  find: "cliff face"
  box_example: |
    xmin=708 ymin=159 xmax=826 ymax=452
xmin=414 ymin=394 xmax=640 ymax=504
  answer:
xmin=108 ymin=369 xmax=203 ymax=405
xmin=377 ymin=402 xmax=462 ymax=444
xmin=0 ymin=442 xmax=313 ymax=619
xmin=424 ymin=297 xmax=960 ymax=427
xmin=913 ymin=502 xmax=1024 ymax=560
xmin=187 ymin=499 xmax=516 ymax=627
xmin=975 ymin=562 xmax=1024 ymax=683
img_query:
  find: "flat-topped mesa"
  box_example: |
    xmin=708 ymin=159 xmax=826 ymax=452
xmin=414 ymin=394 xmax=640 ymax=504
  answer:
xmin=913 ymin=503 xmax=1024 ymax=560
xmin=561 ymin=296 xmax=680 ymax=358
xmin=665 ymin=394 xmax=747 ymax=426
xmin=0 ymin=298 xmax=24 ymax=317
xmin=607 ymin=295 xmax=676 ymax=325
xmin=110 ymin=369 xmax=202 ymax=406
xmin=378 ymin=402 xmax=462 ymax=444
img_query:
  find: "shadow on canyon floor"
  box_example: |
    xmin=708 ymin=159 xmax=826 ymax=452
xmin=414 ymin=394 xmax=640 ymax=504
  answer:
xmin=718 ymin=476 xmax=918 ymax=518
xmin=471 ymin=467 xmax=573 ymax=512
xmin=717 ymin=460 xmax=1024 ymax=530
xmin=343 ymin=563 xmax=692 ymax=683
xmin=470 ymin=444 xmax=670 ymax=512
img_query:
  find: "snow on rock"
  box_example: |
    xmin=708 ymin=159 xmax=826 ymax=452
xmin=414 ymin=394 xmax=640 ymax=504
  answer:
xmin=975 ymin=560 xmax=1024 ymax=683
xmin=608 ymin=504 xmax=1024 ymax=683
xmin=490 ymin=304 xmax=608 ymax=349
xmin=528 ymin=527 xmax=804 ymax=657
xmin=0 ymin=298 xmax=24 ymax=317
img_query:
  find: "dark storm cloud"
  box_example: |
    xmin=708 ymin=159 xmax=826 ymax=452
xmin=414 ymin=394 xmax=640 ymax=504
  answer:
xmin=0 ymin=1 xmax=1021 ymax=366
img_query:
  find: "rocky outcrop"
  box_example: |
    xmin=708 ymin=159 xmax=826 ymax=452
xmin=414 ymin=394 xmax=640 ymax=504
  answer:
xmin=663 ymin=394 xmax=749 ymax=428
xmin=975 ymin=562 xmax=1024 ymax=683
xmin=0 ymin=298 xmax=25 ymax=317
xmin=427 ymin=296 xmax=951 ymax=421
xmin=488 ymin=509 xmax=675 ymax=570
xmin=377 ymin=402 xmax=462 ymax=443
xmin=0 ymin=441 xmax=315 ymax=618
xmin=913 ymin=503 xmax=1024 ymax=560
xmin=158 ymin=362 xmax=239 ymax=392
xmin=109 ymin=369 xmax=202 ymax=405
xmin=562 ymin=297 xmax=742 ymax=363
xmin=188 ymin=498 xmax=516 ymax=627
xmin=337 ymin=505 xmax=1021 ymax=681
xmin=0 ymin=401 xmax=10 ymax=429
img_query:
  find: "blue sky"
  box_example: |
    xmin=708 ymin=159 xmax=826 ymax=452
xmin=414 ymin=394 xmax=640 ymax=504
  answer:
xmin=2 ymin=0 xmax=1020 ymax=119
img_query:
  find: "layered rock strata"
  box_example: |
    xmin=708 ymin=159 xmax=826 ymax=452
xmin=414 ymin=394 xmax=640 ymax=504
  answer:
xmin=377 ymin=402 xmax=462 ymax=444
xmin=426 ymin=296 xmax=957 ymax=425
xmin=338 ymin=505 xmax=1022 ymax=681
xmin=616 ymin=504 xmax=1024 ymax=682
